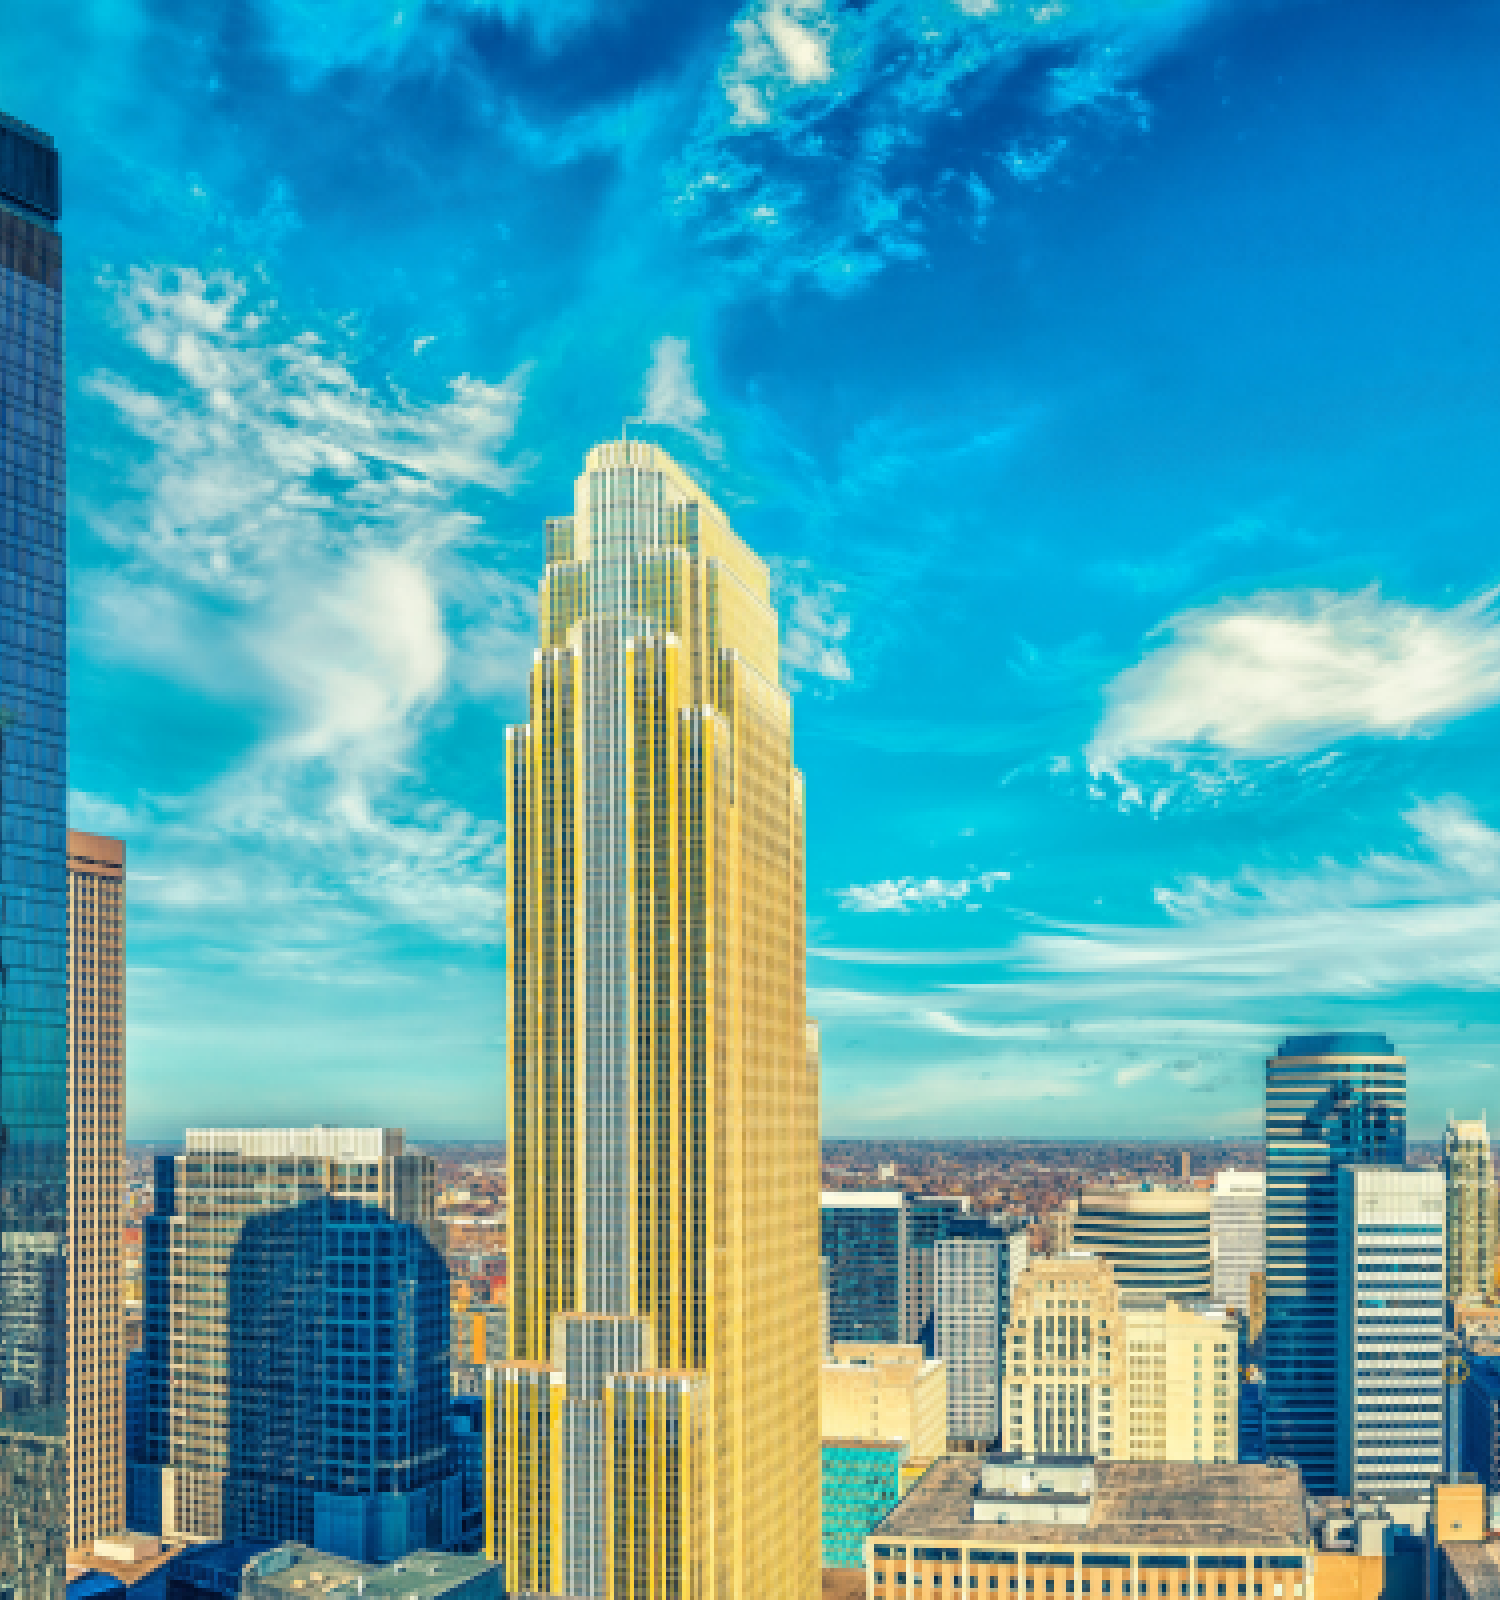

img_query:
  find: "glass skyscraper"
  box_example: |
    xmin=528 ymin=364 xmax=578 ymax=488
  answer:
xmin=493 ymin=439 xmax=821 ymax=1597
xmin=1264 ymin=1032 xmax=1406 ymax=1494
xmin=0 ymin=108 xmax=67 ymax=1600
xmin=821 ymin=1191 xmax=907 ymax=1345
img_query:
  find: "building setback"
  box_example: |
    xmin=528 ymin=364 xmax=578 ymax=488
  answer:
xmin=1335 ymin=1165 xmax=1445 ymax=1498
xmin=1263 ymin=1032 xmax=1406 ymax=1494
xmin=0 ymin=105 xmax=68 ymax=1600
xmin=68 ymin=831 xmax=127 ymax=1550
xmin=493 ymin=440 xmax=821 ymax=1597
xmin=134 ymin=1127 xmax=456 ymax=1561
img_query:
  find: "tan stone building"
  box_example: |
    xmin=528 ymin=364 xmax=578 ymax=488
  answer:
xmin=1002 ymin=1255 xmax=1238 ymax=1464
xmin=822 ymin=1343 xmax=947 ymax=1460
xmin=68 ymin=829 xmax=126 ymax=1551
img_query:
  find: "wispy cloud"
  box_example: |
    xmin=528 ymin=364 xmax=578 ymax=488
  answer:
xmin=81 ymin=264 xmax=529 ymax=949
xmin=1087 ymin=585 xmax=1500 ymax=800
xmin=636 ymin=335 xmax=722 ymax=458
xmin=775 ymin=559 xmax=853 ymax=686
xmin=838 ymin=869 xmax=1009 ymax=913
xmin=675 ymin=0 xmax=1216 ymax=291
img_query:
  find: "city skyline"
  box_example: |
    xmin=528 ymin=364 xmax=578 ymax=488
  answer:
xmin=2 ymin=1 xmax=1500 ymax=1139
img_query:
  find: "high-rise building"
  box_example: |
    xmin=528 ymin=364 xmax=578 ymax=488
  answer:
xmin=137 ymin=1128 xmax=456 ymax=1560
xmin=934 ymin=1221 xmax=1029 ymax=1449
xmin=0 ymin=106 xmax=68 ymax=1600
xmin=1066 ymin=1186 xmax=1212 ymax=1299
xmin=1002 ymin=1256 xmax=1238 ymax=1464
xmin=1335 ymin=1165 xmax=1445 ymax=1497
xmin=1209 ymin=1169 xmax=1265 ymax=1313
xmin=1263 ymin=1032 xmax=1406 ymax=1493
xmin=903 ymin=1194 xmax=972 ymax=1349
xmin=822 ymin=1191 xmax=907 ymax=1345
xmin=493 ymin=440 xmax=820 ymax=1598
xmin=1444 ymin=1116 xmax=1497 ymax=1304
xmin=67 ymin=831 xmax=126 ymax=1551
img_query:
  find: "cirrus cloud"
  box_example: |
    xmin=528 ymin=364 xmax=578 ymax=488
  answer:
xmin=839 ymin=868 xmax=1009 ymax=913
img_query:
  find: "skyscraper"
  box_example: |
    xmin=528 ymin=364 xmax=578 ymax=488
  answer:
xmin=68 ymin=831 xmax=127 ymax=1550
xmin=822 ymin=1191 xmax=907 ymax=1345
xmin=1264 ymin=1032 xmax=1406 ymax=1494
xmin=1066 ymin=1185 xmax=1212 ymax=1300
xmin=1209 ymin=1168 xmax=1265 ymax=1313
xmin=903 ymin=1194 xmax=972 ymax=1350
xmin=934 ymin=1220 xmax=1028 ymax=1449
xmin=0 ymin=107 xmax=67 ymax=1600
xmin=1336 ymin=1165 xmax=1445 ymax=1496
xmin=494 ymin=439 xmax=820 ymax=1597
xmin=137 ymin=1128 xmax=455 ymax=1560
xmin=1443 ymin=1115 xmax=1497 ymax=1303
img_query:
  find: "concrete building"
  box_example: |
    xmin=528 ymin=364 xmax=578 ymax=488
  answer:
xmin=1335 ymin=1165 xmax=1445 ymax=1498
xmin=864 ymin=1457 xmax=1312 ymax=1596
xmin=822 ymin=1343 xmax=948 ymax=1460
xmin=68 ymin=831 xmax=128 ymax=1554
xmin=1003 ymin=1256 xmax=1238 ymax=1464
xmin=821 ymin=1438 xmax=905 ymax=1570
xmin=494 ymin=440 xmax=821 ymax=1597
xmin=0 ymin=105 xmax=69 ymax=1600
xmin=161 ymin=1541 xmax=500 ymax=1599
xmin=1211 ymin=1171 xmax=1266 ymax=1315
xmin=822 ymin=1191 xmax=908 ymax=1345
xmin=936 ymin=1224 xmax=1030 ymax=1448
xmin=135 ymin=1128 xmax=456 ymax=1560
xmin=1443 ymin=1117 xmax=1497 ymax=1304
xmin=1264 ymin=1033 xmax=1406 ymax=1494
xmin=1066 ymin=1187 xmax=1212 ymax=1300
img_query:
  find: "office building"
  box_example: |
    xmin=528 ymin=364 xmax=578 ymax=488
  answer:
xmin=1443 ymin=1117 xmax=1497 ymax=1304
xmin=1264 ymin=1032 xmax=1406 ymax=1494
xmin=136 ymin=1128 xmax=456 ymax=1560
xmin=68 ymin=831 xmax=127 ymax=1551
xmin=1066 ymin=1186 xmax=1212 ymax=1300
xmin=905 ymin=1194 xmax=973 ymax=1349
xmin=1335 ymin=1165 xmax=1445 ymax=1498
xmin=1210 ymin=1170 xmax=1265 ymax=1314
xmin=1462 ymin=1353 xmax=1500 ymax=1492
xmin=865 ymin=1457 xmax=1311 ymax=1595
xmin=823 ymin=1191 xmax=907 ymax=1345
xmin=821 ymin=1343 xmax=948 ymax=1460
xmin=0 ymin=107 xmax=68 ymax=1600
xmin=822 ymin=1439 xmax=905 ymax=1571
xmin=161 ymin=1542 xmax=500 ymax=1599
xmin=448 ymin=1394 xmax=484 ymax=1554
xmin=935 ymin=1222 xmax=1029 ymax=1448
xmin=1002 ymin=1255 xmax=1238 ymax=1464
xmin=493 ymin=440 xmax=820 ymax=1597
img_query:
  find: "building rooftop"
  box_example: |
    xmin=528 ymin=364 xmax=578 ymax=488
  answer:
xmin=1439 ymin=1544 xmax=1500 ymax=1600
xmin=167 ymin=1542 xmax=499 ymax=1599
xmin=873 ymin=1458 xmax=1310 ymax=1549
xmin=1274 ymin=1034 xmax=1399 ymax=1060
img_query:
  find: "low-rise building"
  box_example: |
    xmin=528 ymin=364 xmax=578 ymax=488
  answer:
xmin=865 ymin=1456 xmax=1312 ymax=1597
xmin=823 ymin=1343 xmax=948 ymax=1460
xmin=162 ymin=1541 xmax=500 ymax=1599
xmin=823 ymin=1438 xmax=907 ymax=1570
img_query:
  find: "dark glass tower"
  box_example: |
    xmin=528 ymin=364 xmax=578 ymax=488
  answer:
xmin=820 ymin=1192 xmax=906 ymax=1344
xmin=1264 ymin=1032 xmax=1406 ymax=1493
xmin=0 ymin=109 xmax=67 ymax=1600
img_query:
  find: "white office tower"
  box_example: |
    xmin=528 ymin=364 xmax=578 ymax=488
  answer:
xmin=1210 ymin=1169 xmax=1266 ymax=1312
xmin=1336 ymin=1166 xmax=1445 ymax=1497
xmin=934 ymin=1229 xmax=1029 ymax=1449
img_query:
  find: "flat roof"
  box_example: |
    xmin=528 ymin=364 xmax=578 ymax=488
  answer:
xmin=873 ymin=1458 xmax=1310 ymax=1550
xmin=1441 ymin=1544 xmax=1500 ymax=1600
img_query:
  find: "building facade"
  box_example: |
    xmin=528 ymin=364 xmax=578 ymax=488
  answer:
xmin=0 ymin=106 xmax=68 ymax=1600
xmin=1067 ymin=1187 xmax=1212 ymax=1301
xmin=1003 ymin=1257 xmax=1238 ymax=1464
xmin=67 ymin=831 xmax=126 ymax=1550
xmin=821 ymin=1343 xmax=948 ymax=1460
xmin=137 ymin=1128 xmax=455 ymax=1560
xmin=821 ymin=1438 xmax=905 ymax=1571
xmin=904 ymin=1195 xmax=972 ymax=1350
xmin=493 ymin=440 xmax=821 ymax=1598
xmin=1210 ymin=1170 xmax=1265 ymax=1315
xmin=1442 ymin=1117 xmax=1497 ymax=1304
xmin=936 ymin=1223 xmax=1030 ymax=1449
xmin=1263 ymin=1033 xmax=1406 ymax=1494
xmin=1335 ymin=1165 xmax=1445 ymax=1498
xmin=822 ymin=1192 xmax=907 ymax=1346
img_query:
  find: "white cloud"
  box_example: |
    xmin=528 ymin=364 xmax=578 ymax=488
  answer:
xmin=1114 ymin=1060 xmax=1160 ymax=1088
xmin=637 ymin=336 xmax=722 ymax=458
xmin=1088 ymin=585 xmax=1500 ymax=791
xmin=81 ymin=265 xmax=528 ymax=948
xmin=774 ymin=559 xmax=853 ymax=685
xmin=839 ymin=869 xmax=1009 ymax=913
xmin=724 ymin=0 xmax=834 ymax=127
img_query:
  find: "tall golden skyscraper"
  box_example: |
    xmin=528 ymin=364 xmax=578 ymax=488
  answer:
xmin=490 ymin=439 xmax=821 ymax=1598
xmin=67 ymin=830 xmax=126 ymax=1551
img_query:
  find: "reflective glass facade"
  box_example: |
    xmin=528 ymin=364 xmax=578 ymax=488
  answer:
xmin=0 ymin=108 xmax=67 ymax=1600
xmin=1264 ymin=1033 xmax=1406 ymax=1494
xmin=821 ymin=1439 xmax=903 ymax=1569
xmin=821 ymin=1193 xmax=906 ymax=1345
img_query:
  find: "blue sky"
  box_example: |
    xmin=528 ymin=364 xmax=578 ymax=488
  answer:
xmin=6 ymin=0 xmax=1500 ymax=1138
